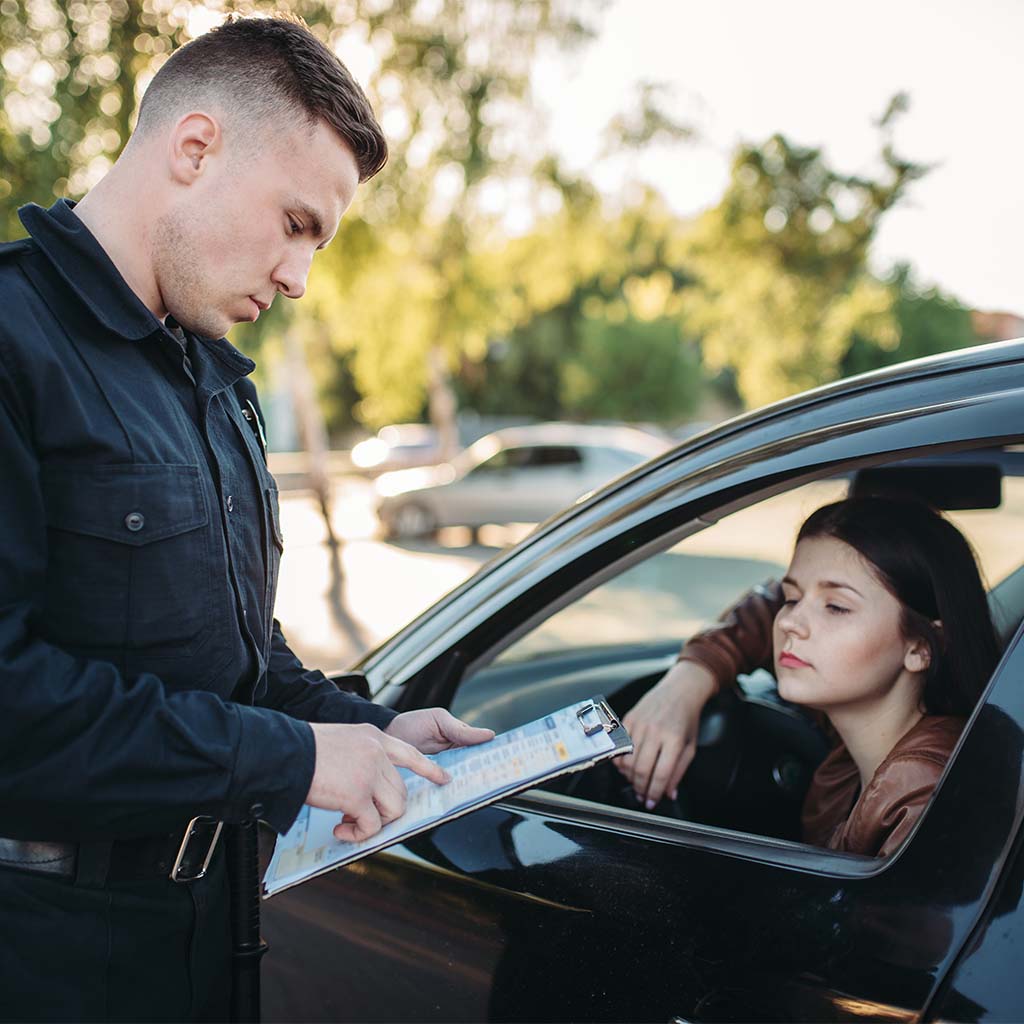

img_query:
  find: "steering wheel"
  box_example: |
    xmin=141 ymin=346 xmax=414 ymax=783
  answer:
xmin=559 ymin=682 xmax=829 ymax=840
xmin=559 ymin=689 xmax=742 ymax=818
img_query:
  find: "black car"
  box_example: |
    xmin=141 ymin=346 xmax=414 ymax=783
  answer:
xmin=262 ymin=339 xmax=1024 ymax=1023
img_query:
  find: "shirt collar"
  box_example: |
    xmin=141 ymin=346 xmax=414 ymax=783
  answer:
xmin=18 ymin=199 xmax=257 ymax=380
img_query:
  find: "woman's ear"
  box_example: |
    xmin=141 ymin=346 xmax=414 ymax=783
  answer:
xmin=904 ymin=636 xmax=932 ymax=674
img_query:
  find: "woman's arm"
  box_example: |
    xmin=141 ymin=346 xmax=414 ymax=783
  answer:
xmin=616 ymin=581 xmax=784 ymax=807
xmin=678 ymin=579 xmax=782 ymax=684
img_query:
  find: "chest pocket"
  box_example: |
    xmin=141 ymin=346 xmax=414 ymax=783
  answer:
xmin=40 ymin=464 xmax=214 ymax=657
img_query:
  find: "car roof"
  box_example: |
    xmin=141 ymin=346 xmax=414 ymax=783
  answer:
xmin=378 ymin=423 xmax=438 ymax=444
xmin=478 ymin=422 xmax=669 ymax=455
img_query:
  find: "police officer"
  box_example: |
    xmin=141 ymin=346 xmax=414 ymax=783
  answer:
xmin=0 ymin=14 xmax=492 ymax=1021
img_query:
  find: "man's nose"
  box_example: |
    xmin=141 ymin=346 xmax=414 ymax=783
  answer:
xmin=272 ymin=251 xmax=313 ymax=300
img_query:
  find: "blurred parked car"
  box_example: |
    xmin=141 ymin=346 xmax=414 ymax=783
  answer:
xmin=350 ymin=423 xmax=445 ymax=476
xmin=263 ymin=339 xmax=1024 ymax=1023
xmin=374 ymin=423 xmax=669 ymax=539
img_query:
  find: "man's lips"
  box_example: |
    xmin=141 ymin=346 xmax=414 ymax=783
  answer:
xmin=247 ymin=296 xmax=270 ymax=320
xmin=778 ymin=651 xmax=811 ymax=668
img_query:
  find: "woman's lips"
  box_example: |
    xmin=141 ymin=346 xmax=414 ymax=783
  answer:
xmin=778 ymin=651 xmax=811 ymax=668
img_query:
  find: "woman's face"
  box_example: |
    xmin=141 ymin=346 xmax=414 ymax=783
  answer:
xmin=773 ymin=535 xmax=925 ymax=715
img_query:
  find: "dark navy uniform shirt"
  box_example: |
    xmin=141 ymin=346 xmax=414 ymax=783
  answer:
xmin=0 ymin=199 xmax=395 ymax=841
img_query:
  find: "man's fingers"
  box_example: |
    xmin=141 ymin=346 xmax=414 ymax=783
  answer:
xmin=451 ymin=722 xmax=495 ymax=746
xmin=333 ymin=800 xmax=382 ymax=843
xmin=381 ymin=734 xmax=449 ymax=785
xmin=374 ymin=773 xmax=406 ymax=826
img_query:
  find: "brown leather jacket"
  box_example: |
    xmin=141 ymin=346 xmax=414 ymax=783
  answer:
xmin=678 ymin=583 xmax=963 ymax=857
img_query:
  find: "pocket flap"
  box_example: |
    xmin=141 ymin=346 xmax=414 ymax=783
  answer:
xmin=41 ymin=464 xmax=208 ymax=546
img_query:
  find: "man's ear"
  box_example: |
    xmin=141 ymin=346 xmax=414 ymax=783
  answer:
xmin=167 ymin=112 xmax=221 ymax=184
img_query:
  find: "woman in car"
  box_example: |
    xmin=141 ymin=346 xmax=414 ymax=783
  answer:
xmin=616 ymin=496 xmax=1000 ymax=857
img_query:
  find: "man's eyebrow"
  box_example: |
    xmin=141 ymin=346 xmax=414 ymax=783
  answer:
xmin=288 ymin=199 xmax=327 ymax=240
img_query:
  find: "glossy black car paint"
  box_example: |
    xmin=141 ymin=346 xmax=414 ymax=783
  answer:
xmin=262 ymin=341 xmax=1024 ymax=1023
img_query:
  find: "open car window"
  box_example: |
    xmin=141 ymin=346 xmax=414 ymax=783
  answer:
xmin=449 ymin=444 xmax=1024 ymax=859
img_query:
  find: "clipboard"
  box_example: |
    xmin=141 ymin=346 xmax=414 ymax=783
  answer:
xmin=263 ymin=696 xmax=631 ymax=898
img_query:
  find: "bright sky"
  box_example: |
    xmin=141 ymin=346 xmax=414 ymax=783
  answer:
xmin=534 ymin=0 xmax=1023 ymax=314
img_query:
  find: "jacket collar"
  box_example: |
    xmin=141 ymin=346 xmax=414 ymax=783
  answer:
xmin=18 ymin=199 xmax=256 ymax=382
xmin=18 ymin=199 xmax=160 ymax=341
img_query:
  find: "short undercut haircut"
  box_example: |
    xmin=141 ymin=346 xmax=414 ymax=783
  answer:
xmin=135 ymin=12 xmax=387 ymax=181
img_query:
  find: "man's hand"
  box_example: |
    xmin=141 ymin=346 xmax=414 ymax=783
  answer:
xmin=616 ymin=660 xmax=717 ymax=808
xmin=306 ymin=722 xmax=449 ymax=843
xmin=385 ymin=707 xmax=495 ymax=753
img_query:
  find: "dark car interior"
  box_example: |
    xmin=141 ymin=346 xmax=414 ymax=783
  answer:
xmin=450 ymin=447 xmax=1024 ymax=846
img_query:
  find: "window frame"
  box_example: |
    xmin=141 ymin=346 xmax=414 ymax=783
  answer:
xmin=391 ymin=445 xmax=1024 ymax=880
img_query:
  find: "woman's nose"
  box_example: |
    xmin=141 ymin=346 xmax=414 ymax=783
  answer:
xmin=777 ymin=601 xmax=810 ymax=638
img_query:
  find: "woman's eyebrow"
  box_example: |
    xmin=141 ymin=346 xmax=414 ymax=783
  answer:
xmin=821 ymin=580 xmax=863 ymax=597
xmin=781 ymin=575 xmax=863 ymax=598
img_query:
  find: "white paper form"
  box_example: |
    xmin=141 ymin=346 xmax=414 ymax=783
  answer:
xmin=263 ymin=698 xmax=620 ymax=897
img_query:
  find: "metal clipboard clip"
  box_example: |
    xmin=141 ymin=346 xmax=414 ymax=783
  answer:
xmin=576 ymin=699 xmax=620 ymax=736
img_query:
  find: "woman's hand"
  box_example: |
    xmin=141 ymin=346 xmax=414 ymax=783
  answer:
xmin=616 ymin=660 xmax=718 ymax=808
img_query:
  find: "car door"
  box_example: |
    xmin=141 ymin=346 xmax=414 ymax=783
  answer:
xmin=261 ymin=350 xmax=1024 ymax=1023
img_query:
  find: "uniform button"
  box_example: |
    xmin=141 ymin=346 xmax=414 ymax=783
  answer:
xmin=124 ymin=512 xmax=145 ymax=532
xmin=226 ymin=495 xmax=234 ymax=512
xmin=249 ymin=803 xmax=265 ymax=820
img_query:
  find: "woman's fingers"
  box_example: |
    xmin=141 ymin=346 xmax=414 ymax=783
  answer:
xmin=640 ymin=735 xmax=686 ymax=807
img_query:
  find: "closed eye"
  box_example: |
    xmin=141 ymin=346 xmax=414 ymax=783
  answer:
xmin=826 ymin=604 xmax=851 ymax=614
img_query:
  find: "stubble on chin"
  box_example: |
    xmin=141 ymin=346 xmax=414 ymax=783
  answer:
xmin=152 ymin=209 xmax=227 ymax=338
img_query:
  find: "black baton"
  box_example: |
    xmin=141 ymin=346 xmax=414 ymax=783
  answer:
xmin=226 ymin=820 xmax=268 ymax=1023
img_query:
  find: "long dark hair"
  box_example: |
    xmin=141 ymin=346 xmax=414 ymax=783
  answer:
xmin=797 ymin=497 xmax=1000 ymax=716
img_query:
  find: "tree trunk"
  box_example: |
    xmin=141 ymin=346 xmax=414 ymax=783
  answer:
xmin=427 ymin=345 xmax=460 ymax=462
xmin=284 ymin=328 xmax=338 ymax=550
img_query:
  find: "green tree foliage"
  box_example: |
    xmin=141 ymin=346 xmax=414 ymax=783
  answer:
xmin=457 ymin=187 xmax=705 ymax=424
xmin=684 ymin=98 xmax=929 ymax=406
xmin=561 ymin=314 xmax=701 ymax=422
xmin=843 ymin=265 xmax=978 ymax=376
xmin=0 ymin=0 xmax=171 ymax=238
xmin=296 ymin=0 xmax=602 ymax=440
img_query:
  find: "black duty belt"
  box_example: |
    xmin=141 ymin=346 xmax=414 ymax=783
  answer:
xmin=0 ymin=816 xmax=224 ymax=885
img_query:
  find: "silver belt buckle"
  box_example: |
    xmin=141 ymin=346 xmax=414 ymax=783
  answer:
xmin=170 ymin=816 xmax=224 ymax=883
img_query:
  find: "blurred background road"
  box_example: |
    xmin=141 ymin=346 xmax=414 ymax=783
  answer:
xmin=274 ymin=478 xmax=520 ymax=672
